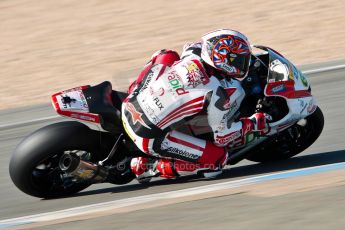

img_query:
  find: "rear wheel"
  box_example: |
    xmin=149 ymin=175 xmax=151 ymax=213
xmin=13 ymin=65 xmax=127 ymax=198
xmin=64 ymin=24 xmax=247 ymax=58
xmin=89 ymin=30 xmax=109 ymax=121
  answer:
xmin=9 ymin=122 xmax=101 ymax=198
xmin=246 ymin=107 xmax=324 ymax=163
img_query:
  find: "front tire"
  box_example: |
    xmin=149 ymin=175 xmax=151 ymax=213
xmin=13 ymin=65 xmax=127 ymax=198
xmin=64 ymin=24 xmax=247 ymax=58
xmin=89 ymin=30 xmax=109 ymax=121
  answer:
xmin=9 ymin=121 xmax=100 ymax=198
xmin=246 ymin=107 xmax=324 ymax=163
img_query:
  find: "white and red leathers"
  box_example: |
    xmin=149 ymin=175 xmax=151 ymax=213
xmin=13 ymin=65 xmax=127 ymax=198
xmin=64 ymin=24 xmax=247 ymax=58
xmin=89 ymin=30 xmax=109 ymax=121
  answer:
xmin=122 ymin=45 xmax=265 ymax=178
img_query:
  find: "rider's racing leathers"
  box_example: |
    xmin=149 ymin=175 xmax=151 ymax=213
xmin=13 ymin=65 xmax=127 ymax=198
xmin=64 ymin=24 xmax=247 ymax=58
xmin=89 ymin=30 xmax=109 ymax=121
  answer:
xmin=122 ymin=43 xmax=264 ymax=178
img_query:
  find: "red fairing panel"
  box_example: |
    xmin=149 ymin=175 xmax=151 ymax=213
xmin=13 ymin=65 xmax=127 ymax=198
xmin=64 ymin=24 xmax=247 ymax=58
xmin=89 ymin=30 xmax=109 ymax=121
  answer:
xmin=51 ymin=86 xmax=101 ymax=124
xmin=265 ymin=80 xmax=311 ymax=99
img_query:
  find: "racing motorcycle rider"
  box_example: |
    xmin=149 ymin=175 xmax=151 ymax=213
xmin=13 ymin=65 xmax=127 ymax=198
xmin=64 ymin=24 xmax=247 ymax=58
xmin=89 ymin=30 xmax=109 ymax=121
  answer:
xmin=122 ymin=29 xmax=270 ymax=179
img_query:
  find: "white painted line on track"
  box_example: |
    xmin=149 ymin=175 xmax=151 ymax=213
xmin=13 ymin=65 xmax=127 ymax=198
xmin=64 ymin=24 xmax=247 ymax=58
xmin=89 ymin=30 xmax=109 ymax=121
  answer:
xmin=303 ymin=63 xmax=345 ymax=75
xmin=1 ymin=162 xmax=345 ymax=229
xmin=0 ymin=115 xmax=60 ymax=131
xmin=1 ymin=62 xmax=345 ymax=131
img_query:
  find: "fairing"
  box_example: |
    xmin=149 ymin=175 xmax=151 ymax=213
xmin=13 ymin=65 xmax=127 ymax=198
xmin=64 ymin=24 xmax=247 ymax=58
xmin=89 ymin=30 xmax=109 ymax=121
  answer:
xmin=51 ymin=85 xmax=105 ymax=132
xmin=254 ymin=45 xmax=317 ymax=129
xmin=51 ymin=82 xmax=125 ymax=133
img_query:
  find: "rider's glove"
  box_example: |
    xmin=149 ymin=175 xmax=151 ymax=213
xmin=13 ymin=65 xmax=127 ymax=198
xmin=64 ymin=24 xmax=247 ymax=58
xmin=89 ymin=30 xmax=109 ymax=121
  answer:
xmin=241 ymin=112 xmax=272 ymax=135
xmin=250 ymin=112 xmax=272 ymax=131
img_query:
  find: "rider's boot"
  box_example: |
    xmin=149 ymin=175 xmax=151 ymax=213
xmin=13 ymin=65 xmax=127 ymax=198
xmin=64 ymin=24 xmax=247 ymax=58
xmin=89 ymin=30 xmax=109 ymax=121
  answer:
xmin=130 ymin=157 xmax=158 ymax=183
xmin=130 ymin=157 xmax=180 ymax=180
xmin=155 ymin=141 xmax=228 ymax=179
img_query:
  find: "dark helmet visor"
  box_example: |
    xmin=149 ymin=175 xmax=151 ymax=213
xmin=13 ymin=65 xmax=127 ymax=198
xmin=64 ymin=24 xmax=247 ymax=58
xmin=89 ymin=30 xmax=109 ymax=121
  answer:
xmin=228 ymin=53 xmax=251 ymax=77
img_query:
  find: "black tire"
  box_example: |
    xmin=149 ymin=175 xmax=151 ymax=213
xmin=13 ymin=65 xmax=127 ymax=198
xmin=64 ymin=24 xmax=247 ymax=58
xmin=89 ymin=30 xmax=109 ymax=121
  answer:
xmin=246 ymin=107 xmax=324 ymax=163
xmin=9 ymin=121 xmax=101 ymax=198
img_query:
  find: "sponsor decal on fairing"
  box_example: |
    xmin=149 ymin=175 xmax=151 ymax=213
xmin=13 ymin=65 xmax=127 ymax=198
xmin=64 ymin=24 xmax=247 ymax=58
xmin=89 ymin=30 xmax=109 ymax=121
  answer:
xmin=300 ymin=73 xmax=309 ymax=87
xmin=70 ymin=113 xmax=96 ymax=122
xmin=56 ymin=90 xmax=89 ymax=112
xmin=299 ymin=99 xmax=308 ymax=114
xmin=290 ymin=65 xmax=299 ymax=80
xmin=271 ymin=84 xmax=286 ymax=93
xmin=307 ymin=100 xmax=317 ymax=114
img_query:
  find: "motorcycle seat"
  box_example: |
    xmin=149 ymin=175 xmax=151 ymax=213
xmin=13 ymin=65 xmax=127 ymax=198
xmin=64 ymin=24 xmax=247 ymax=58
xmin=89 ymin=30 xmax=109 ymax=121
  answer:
xmin=83 ymin=81 xmax=128 ymax=133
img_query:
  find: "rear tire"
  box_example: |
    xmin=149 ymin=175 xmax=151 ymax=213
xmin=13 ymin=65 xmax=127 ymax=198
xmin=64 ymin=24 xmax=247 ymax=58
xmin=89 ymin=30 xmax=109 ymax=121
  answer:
xmin=246 ymin=107 xmax=324 ymax=163
xmin=9 ymin=121 xmax=100 ymax=198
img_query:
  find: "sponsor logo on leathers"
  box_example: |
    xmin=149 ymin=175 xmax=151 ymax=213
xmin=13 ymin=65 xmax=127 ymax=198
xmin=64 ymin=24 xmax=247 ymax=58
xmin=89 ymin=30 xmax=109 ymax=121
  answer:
xmin=165 ymin=147 xmax=200 ymax=160
xmin=166 ymin=71 xmax=189 ymax=96
xmin=126 ymin=102 xmax=151 ymax=129
xmin=153 ymin=97 xmax=164 ymax=110
xmin=141 ymin=103 xmax=160 ymax=123
xmin=185 ymin=62 xmax=209 ymax=88
xmin=139 ymin=70 xmax=155 ymax=92
xmin=217 ymin=101 xmax=238 ymax=130
xmin=216 ymin=130 xmax=242 ymax=145
xmin=160 ymin=139 xmax=200 ymax=160
xmin=150 ymin=86 xmax=165 ymax=96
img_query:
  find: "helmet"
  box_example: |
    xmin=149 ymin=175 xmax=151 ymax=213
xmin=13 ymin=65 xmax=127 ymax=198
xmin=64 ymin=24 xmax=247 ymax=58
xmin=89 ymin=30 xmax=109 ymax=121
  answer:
xmin=201 ymin=29 xmax=252 ymax=79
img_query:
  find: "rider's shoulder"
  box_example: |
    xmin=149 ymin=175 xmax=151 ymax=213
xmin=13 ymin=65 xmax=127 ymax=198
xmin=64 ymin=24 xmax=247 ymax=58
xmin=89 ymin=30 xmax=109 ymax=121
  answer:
xmin=182 ymin=41 xmax=202 ymax=51
xmin=167 ymin=58 xmax=215 ymax=90
xmin=181 ymin=41 xmax=202 ymax=59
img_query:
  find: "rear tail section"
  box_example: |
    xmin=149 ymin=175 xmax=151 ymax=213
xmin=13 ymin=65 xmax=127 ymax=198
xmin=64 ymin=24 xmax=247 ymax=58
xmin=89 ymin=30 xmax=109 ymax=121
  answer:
xmin=51 ymin=81 xmax=128 ymax=133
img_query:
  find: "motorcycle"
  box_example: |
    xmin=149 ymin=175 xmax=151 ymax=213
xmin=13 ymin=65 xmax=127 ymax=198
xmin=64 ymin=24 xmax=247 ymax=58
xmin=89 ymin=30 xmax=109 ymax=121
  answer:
xmin=9 ymin=46 xmax=324 ymax=198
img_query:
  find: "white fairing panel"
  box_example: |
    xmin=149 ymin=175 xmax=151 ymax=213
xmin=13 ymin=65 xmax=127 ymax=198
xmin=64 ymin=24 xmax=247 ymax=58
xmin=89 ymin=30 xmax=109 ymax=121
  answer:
xmin=52 ymin=87 xmax=107 ymax=132
xmin=262 ymin=46 xmax=317 ymax=129
xmin=55 ymin=90 xmax=89 ymax=112
xmin=270 ymin=96 xmax=317 ymax=128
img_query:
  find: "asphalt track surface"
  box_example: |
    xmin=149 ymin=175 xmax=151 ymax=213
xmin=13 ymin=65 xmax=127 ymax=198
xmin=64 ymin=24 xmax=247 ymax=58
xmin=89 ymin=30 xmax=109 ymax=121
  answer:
xmin=1 ymin=61 xmax=345 ymax=229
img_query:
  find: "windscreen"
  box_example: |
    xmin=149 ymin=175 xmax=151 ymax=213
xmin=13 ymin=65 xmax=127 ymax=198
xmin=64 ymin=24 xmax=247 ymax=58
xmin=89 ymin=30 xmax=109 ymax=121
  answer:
xmin=254 ymin=45 xmax=299 ymax=83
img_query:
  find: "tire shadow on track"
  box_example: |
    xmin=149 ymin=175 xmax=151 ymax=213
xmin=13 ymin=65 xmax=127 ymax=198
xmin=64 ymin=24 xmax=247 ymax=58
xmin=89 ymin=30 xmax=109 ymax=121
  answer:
xmin=65 ymin=149 xmax=345 ymax=198
xmin=224 ymin=149 xmax=345 ymax=178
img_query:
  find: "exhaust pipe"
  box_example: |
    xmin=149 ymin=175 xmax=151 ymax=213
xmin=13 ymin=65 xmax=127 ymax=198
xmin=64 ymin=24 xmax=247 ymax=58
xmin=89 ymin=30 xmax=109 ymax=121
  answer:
xmin=59 ymin=153 xmax=108 ymax=183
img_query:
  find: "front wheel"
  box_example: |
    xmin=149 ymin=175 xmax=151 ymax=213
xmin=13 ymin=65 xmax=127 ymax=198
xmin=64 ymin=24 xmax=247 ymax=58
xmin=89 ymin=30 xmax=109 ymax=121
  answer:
xmin=246 ymin=107 xmax=324 ymax=163
xmin=9 ymin=121 xmax=101 ymax=198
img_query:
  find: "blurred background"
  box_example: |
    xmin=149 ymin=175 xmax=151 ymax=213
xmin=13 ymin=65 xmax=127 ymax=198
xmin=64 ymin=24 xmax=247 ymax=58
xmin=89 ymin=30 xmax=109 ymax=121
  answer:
xmin=1 ymin=1 xmax=345 ymax=229
xmin=1 ymin=0 xmax=344 ymax=109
